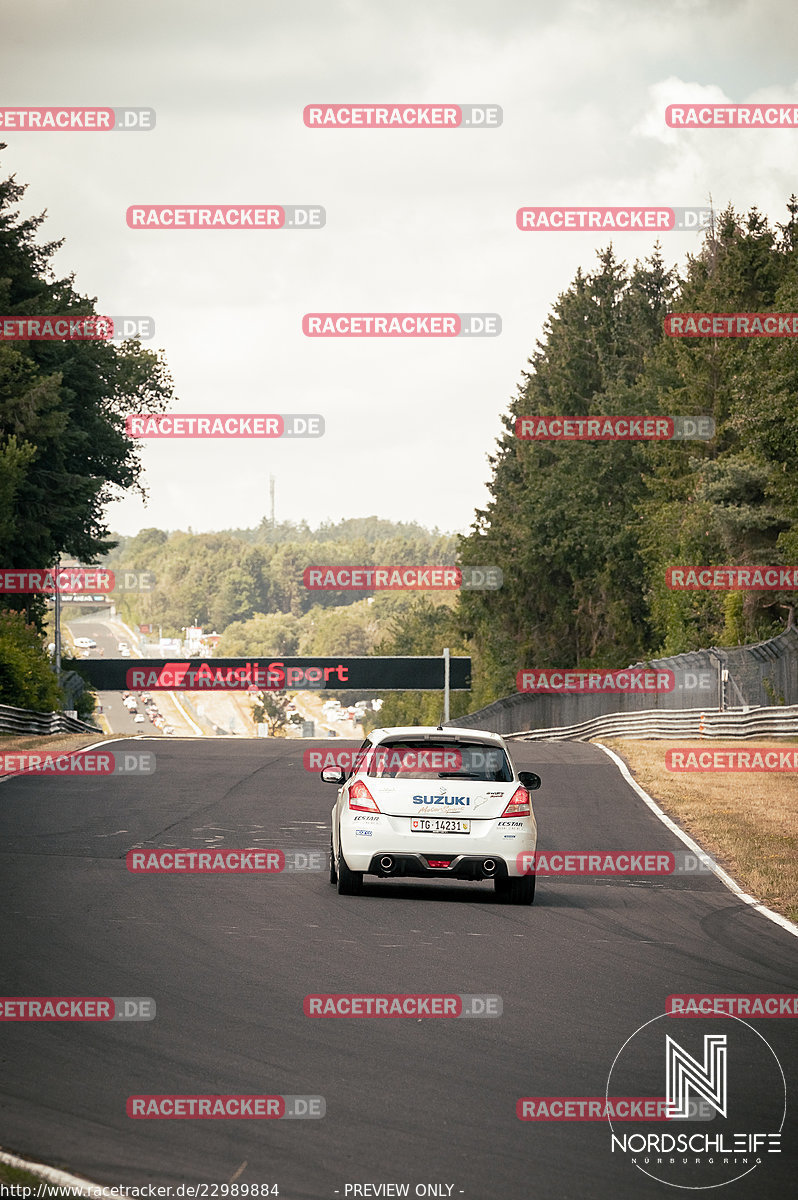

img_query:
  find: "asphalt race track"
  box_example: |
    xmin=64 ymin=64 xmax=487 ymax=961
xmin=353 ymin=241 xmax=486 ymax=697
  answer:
xmin=1 ymin=738 xmax=797 ymax=1199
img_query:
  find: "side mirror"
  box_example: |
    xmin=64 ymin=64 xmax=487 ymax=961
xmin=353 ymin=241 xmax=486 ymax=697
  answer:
xmin=518 ymin=770 xmax=541 ymax=791
xmin=321 ymin=766 xmax=346 ymax=785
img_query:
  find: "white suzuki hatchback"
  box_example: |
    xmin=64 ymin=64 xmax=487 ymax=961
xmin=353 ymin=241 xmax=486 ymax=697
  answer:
xmin=323 ymin=726 xmax=540 ymax=904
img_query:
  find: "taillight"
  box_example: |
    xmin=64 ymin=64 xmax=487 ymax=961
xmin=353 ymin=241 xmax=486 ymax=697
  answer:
xmin=501 ymin=786 xmax=530 ymax=817
xmin=348 ymin=779 xmax=380 ymax=813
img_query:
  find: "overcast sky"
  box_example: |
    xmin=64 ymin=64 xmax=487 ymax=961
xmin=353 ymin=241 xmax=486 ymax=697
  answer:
xmin=3 ymin=0 xmax=797 ymax=537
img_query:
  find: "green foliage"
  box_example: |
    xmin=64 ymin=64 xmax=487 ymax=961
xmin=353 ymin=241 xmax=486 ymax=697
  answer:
xmin=363 ymin=596 xmax=472 ymax=730
xmin=0 ymin=608 xmax=62 ymax=710
xmin=0 ymin=148 xmax=177 ymax=632
xmin=225 ymin=514 xmax=455 ymax=549
xmin=105 ymin=521 xmax=459 ymax=636
xmin=218 ymin=611 xmax=302 ymax=657
xmin=457 ymin=247 xmax=677 ymax=695
xmin=458 ymin=202 xmax=798 ymax=695
xmin=251 ymin=690 xmax=301 ymax=736
xmin=636 ymin=202 xmax=798 ymax=652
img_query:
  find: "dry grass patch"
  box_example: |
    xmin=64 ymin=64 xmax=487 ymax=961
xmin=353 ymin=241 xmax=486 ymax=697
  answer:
xmin=597 ymin=738 xmax=798 ymax=924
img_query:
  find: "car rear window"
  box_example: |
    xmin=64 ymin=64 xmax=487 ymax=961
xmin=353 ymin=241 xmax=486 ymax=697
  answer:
xmin=362 ymin=740 xmax=513 ymax=782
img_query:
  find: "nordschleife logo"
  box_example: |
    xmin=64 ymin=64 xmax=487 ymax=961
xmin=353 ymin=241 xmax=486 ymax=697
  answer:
xmin=606 ymin=1012 xmax=785 ymax=1189
xmin=666 ymin=1034 xmax=727 ymax=1119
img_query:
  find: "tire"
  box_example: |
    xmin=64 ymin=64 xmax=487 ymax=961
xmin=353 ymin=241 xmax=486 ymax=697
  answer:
xmin=329 ymin=837 xmax=337 ymax=884
xmin=494 ymin=874 xmax=535 ymax=905
xmin=336 ymin=849 xmax=363 ymax=895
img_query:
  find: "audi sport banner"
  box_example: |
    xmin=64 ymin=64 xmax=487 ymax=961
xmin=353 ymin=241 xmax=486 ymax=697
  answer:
xmin=77 ymin=656 xmax=471 ymax=692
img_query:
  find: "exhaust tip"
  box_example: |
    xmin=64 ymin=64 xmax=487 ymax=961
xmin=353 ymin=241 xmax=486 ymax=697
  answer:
xmin=483 ymin=859 xmax=496 ymax=875
xmin=379 ymin=855 xmax=394 ymax=873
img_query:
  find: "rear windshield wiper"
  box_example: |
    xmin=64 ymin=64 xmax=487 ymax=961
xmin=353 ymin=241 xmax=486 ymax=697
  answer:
xmin=436 ymin=772 xmax=486 ymax=780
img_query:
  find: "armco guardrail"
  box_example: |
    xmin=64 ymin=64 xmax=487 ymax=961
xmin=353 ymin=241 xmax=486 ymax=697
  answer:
xmin=0 ymin=703 xmax=99 ymax=736
xmin=504 ymin=705 xmax=798 ymax=742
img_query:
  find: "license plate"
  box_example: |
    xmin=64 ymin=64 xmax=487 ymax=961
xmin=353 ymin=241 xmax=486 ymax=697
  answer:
xmin=410 ymin=818 xmax=470 ymax=834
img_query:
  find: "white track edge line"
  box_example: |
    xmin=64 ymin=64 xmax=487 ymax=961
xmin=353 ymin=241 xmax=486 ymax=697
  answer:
xmin=168 ymin=691 xmax=204 ymax=735
xmin=0 ymin=1145 xmax=110 ymax=1196
xmin=595 ymin=741 xmax=798 ymax=939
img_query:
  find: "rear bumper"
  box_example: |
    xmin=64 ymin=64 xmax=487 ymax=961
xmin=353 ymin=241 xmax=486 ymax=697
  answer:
xmin=365 ymin=852 xmax=514 ymax=881
xmin=337 ymin=812 xmax=537 ymax=877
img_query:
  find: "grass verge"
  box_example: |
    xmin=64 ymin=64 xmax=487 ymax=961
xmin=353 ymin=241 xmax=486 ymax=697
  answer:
xmin=598 ymin=737 xmax=798 ymax=924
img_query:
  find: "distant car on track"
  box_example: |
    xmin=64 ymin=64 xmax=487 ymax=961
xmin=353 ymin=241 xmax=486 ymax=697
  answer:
xmin=73 ymin=637 xmax=96 ymax=649
xmin=323 ymin=726 xmax=540 ymax=904
xmin=133 ymin=713 xmax=146 ymax=723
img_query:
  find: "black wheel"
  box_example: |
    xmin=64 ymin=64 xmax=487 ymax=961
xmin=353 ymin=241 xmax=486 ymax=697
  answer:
xmin=329 ymin=837 xmax=337 ymax=884
xmin=494 ymin=874 xmax=535 ymax=905
xmin=336 ymin=849 xmax=363 ymax=895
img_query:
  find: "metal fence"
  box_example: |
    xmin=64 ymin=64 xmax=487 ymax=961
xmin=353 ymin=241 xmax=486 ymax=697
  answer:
xmin=0 ymin=703 xmax=100 ymax=736
xmin=504 ymin=705 xmax=798 ymax=742
xmin=448 ymin=627 xmax=798 ymax=736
